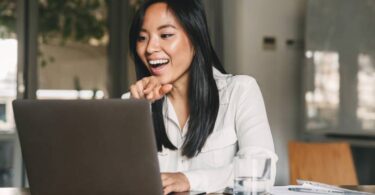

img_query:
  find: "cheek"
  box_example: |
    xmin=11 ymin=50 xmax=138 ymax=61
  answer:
xmin=166 ymin=41 xmax=179 ymax=56
xmin=168 ymin=40 xmax=194 ymax=65
xmin=136 ymin=41 xmax=146 ymax=54
xmin=136 ymin=46 xmax=146 ymax=62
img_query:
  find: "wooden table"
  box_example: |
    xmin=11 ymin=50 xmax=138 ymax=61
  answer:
xmin=0 ymin=186 xmax=374 ymax=194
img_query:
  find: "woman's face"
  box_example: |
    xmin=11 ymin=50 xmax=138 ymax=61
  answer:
xmin=136 ymin=2 xmax=194 ymax=85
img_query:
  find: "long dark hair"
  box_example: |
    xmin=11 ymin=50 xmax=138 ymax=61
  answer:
xmin=129 ymin=0 xmax=226 ymax=158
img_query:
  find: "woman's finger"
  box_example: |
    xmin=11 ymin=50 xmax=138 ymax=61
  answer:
xmin=144 ymin=78 xmax=159 ymax=94
xmin=135 ymin=81 xmax=145 ymax=98
xmin=141 ymin=77 xmax=150 ymax=85
xmin=159 ymin=84 xmax=173 ymax=96
xmin=146 ymin=92 xmax=154 ymax=100
xmin=151 ymin=84 xmax=172 ymax=101
xmin=130 ymin=85 xmax=140 ymax=99
xmin=152 ymin=85 xmax=163 ymax=100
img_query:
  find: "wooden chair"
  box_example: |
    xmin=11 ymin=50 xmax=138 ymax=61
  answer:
xmin=288 ymin=141 xmax=358 ymax=185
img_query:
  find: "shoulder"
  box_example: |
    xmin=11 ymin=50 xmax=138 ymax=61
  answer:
xmin=214 ymin=69 xmax=261 ymax=106
xmin=217 ymin=75 xmax=258 ymax=96
xmin=213 ymin=67 xmax=257 ymax=92
xmin=226 ymin=75 xmax=260 ymax=105
xmin=229 ymin=75 xmax=257 ymax=90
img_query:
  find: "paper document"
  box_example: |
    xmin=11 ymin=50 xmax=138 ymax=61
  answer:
xmin=292 ymin=179 xmax=374 ymax=195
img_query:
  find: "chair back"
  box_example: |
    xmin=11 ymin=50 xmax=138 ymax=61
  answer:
xmin=288 ymin=141 xmax=358 ymax=185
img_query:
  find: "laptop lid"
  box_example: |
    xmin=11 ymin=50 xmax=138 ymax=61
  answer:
xmin=13 ymin=99 xmax=163 ymax=195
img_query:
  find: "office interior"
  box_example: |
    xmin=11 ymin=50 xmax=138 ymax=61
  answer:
xmin=0 ymin=0 xmax=374 ymax=187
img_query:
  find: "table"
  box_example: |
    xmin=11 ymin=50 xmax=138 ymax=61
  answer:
xmin=270 ymin=185 xmax=375 ymax=194
xmin=0 ymin=186 xmax=374 ymax=194
xmin=341 ymin=185 xmax=375 ymax=193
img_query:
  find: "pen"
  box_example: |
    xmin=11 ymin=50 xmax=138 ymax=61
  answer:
xmin=288 ymin=187 xmax=344 ymax=194
xmin=297 ymin=179 xmax=345 ymax=191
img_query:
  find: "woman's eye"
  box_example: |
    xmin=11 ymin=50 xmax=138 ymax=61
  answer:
xmin=137 ymin=36 xmax=146 ymax=42
xmin=161 ymin=34 xmax=174 ymax=39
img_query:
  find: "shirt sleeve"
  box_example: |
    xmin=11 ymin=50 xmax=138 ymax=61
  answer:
xmin=183 ymin=164 xmax=233 ymax=193
xmin=182 ymin=76 xmax=278 ymax=193
xmin=234 ymin=76 xmax=278 ymax=185
xmin=121 ymin=92 xmax=131 ymax=99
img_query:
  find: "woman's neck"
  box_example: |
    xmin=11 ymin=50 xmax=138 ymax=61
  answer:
xmin=168 ymin=72 xmax=189 ymax=102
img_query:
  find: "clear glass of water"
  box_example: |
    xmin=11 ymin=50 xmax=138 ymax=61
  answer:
xmin=233 ymin=154 xmax=271 ymax=195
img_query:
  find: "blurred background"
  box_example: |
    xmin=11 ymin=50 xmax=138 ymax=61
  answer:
xmin=0 ymin=0 xmax=374 ymax=187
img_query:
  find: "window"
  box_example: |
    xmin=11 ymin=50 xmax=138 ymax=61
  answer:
xmin=0 ymin=0 xmax=19 ymax=187
xmin=305 ymin=0 xmax=375 ymax=135
xmin=36 ymin=0 xmax=109 ymax=100
xmin=305 ymin=51 xmax=340 ymax=131
xmin=0 ymin=104 xmax=6 ymax=122
xmin=0 ymin=2 xmax=17 ymax=132
xmin=357 ymin=53 xmax=375 ymax=131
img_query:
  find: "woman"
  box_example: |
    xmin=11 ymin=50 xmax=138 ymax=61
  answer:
xmin=126 ymin=0 xmax=278 ymax=194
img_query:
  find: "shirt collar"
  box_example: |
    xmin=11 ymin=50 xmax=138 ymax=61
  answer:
xmin=162 ymin=97 xmax=188 ymax=136
xmin=213 ymin=67 xmax=231 ymax=91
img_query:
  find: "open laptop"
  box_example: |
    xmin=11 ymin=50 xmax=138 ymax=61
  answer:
xmin=13 ymin=99 xmax=163 ymax=195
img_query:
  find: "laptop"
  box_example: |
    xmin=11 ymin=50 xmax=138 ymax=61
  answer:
xmin=13 ymin=99 xmax=163 ymax=195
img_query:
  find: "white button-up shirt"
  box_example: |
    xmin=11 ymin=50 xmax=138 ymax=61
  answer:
xmin=123 ymin=68 xmax=278 ymax=193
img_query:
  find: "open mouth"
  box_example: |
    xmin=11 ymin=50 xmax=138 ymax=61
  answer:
xmin=148 ymin=59 xmax=170 ymax=68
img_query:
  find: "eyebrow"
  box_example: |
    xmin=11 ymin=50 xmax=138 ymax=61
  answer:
xmin=140 ymin=24 xmax=177 ymax=32
xmin=157 ymin=24 xmax=177 ymax=30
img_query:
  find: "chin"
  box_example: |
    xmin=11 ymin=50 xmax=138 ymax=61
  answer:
xmin=161 ymin=80 xmax=173 ymax=85
xmin=154 ymin=76 xmax=172 ymax=85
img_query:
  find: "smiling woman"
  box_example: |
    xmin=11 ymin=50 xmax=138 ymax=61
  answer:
xmin=126 ymin=0 xmax=278 ymax=194
xmin=135 ymin=3 xmax=194 ymax=85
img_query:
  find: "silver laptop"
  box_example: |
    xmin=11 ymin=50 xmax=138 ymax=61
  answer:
xmin=13 ymin=99 xmax=163 ymax=195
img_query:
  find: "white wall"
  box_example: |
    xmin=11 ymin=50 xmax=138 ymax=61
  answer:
xmin=39 ymin=42 xmax=108 ymax=96
xmin=222 ymin=0 xmax=307 ymax=185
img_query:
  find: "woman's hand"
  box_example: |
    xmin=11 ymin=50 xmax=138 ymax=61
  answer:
xmin=130 ymin=76 xmax=172 ymax=102
xmin=161 ymin=172 xmax=190 ymax=195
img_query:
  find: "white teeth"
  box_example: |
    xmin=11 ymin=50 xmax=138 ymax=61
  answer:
xmin=149 ymin=59 xmax=169 ymax=65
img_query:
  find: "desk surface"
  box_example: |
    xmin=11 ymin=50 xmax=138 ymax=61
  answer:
xmin=0 ymin=186 xmax=374 ymax=194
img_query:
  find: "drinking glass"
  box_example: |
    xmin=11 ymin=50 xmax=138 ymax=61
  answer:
xmin=233 ymin=154 xmax=271 ymax=195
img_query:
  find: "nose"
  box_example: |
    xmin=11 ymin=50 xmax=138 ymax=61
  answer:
xmin=146 ymin=36 xmax=160 ymax=54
